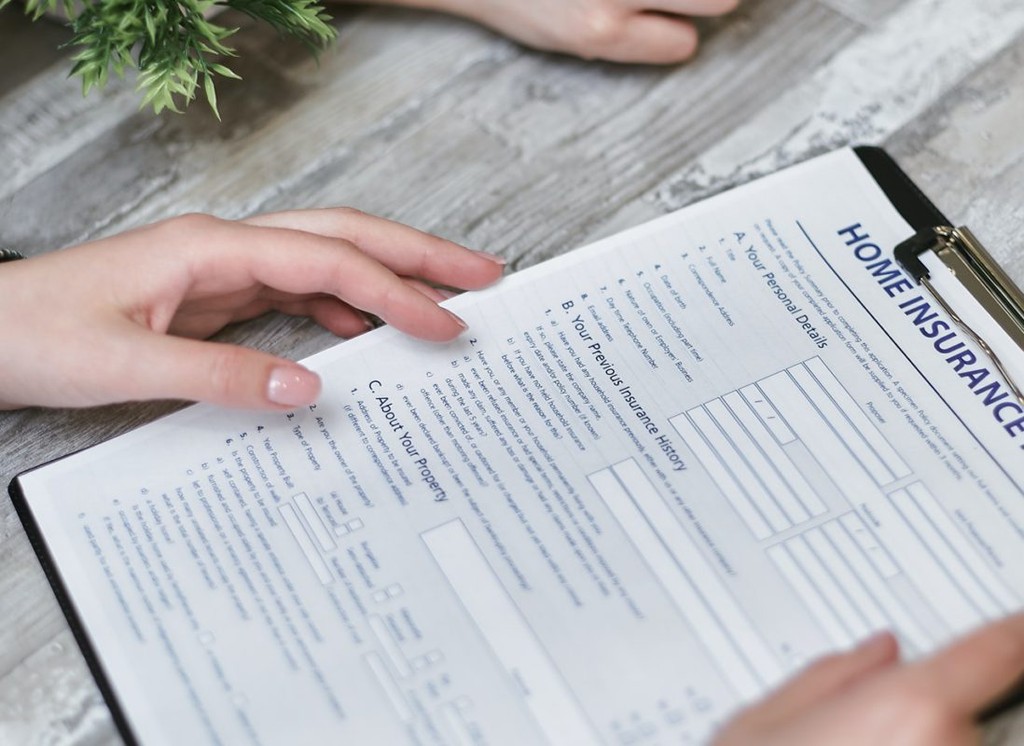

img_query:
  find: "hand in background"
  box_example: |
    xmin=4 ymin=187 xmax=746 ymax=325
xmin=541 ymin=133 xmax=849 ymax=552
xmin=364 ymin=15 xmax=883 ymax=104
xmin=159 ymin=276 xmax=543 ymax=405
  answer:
xmin=0 ymin=208 xmax=504 ymax=410
xmin=356 ymin=0 xmax=740 ymax=64
xmin=713 ymin=614 xmax=1024 ymax=746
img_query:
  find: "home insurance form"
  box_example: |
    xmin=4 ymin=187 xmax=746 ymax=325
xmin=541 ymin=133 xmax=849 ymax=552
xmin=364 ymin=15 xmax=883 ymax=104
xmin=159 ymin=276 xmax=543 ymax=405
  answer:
xmin=17 ymin=149 xmax=1024 ymax=745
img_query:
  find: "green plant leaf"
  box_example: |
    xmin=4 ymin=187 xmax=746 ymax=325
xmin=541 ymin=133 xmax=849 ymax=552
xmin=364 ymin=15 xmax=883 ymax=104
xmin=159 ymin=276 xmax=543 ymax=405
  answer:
xmin=203 ymin=73 xmax=220 ymax=120
xmin=5 ymin=0 xmax=334 ymax=115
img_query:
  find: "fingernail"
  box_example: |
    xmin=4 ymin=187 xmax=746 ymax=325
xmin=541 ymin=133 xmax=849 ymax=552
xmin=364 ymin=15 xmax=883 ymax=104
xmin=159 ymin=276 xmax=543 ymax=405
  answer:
xmin=472 ymin=249 xmax=506 ymax=265
xmin=438 ymin=288 xmax=460 ymax=300
xmin=445 ymin=309 xmax=468 ymax=331
xmin=268 ymin=366 xmax=321 ymax=408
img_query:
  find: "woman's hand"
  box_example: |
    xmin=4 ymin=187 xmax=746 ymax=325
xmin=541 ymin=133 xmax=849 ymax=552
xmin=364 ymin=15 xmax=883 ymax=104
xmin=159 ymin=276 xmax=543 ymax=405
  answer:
xmin=357 ymin=0 xmax=740 ymax=64
xmin=713 ymin=614 xmax=1024 ymax=746
xmin=0 ymin=208 xmax=504 ymax=410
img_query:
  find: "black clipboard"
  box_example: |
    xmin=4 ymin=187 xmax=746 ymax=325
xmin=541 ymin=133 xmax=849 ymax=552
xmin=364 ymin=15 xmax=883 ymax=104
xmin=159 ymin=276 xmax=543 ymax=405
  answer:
xmin=9 ymin=146 xmax=1024 ymax=742
xmin=856 ymin=146 xmax=1024 ymax=721
xmin=858 ymin=147 xmax=1024 ymax=410
xmin=10 ymin=467 xmax=143 ymax=745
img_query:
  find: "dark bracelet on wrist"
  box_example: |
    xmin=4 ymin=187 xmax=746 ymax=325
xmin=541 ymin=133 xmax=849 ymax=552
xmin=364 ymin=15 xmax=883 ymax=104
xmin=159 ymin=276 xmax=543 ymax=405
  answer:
xmin=0 ymin=248 xmax=25 ymax=263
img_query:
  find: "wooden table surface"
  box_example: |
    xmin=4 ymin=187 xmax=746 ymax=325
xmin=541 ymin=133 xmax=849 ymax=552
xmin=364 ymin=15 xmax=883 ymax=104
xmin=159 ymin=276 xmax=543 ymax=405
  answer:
xmin=2 ymin=1 xmax=1024 ymax=743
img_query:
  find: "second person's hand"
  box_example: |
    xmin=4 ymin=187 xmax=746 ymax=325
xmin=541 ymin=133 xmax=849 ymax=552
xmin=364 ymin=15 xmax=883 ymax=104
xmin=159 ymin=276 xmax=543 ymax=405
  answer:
xmin=712 ymin=614 xmax=1024 ymax=746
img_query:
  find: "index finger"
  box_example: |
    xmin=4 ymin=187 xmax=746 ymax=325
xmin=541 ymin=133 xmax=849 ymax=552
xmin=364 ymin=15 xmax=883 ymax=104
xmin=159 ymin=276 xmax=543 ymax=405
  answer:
xmin=904 ymin=613 xmax=1024 ymax=716
xmin=174 ymin=217 xmax=471 ymax=342
xmin=242 ymin=208 xmax=506 ymax=290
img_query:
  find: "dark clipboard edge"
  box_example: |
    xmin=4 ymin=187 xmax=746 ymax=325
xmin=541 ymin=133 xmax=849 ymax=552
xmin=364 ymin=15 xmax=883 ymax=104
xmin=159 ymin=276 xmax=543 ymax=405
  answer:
xmin=852 ymin=146 xmax=949 ymax=229
xmin=6 ymin=146 xmax=1021 ymax=742
xmin=9 ymin=470 xmax=142 ymax=745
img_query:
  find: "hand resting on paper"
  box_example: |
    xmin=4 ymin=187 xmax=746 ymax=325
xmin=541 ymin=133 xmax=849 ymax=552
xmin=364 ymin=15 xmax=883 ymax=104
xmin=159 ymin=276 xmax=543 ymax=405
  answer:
xmin=712 ymin=613 xmax=1024 ymax=746
xmin=345 ymin=0 xmax=741 ymax=64
xmin=0 ymin=208 xmax=505 ymax=410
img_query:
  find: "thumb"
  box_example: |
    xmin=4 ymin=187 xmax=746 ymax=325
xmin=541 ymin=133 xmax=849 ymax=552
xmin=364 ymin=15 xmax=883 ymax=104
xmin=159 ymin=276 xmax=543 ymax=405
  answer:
xmin=119 ymin=332 xmax=321 ymax=409
xmin=741 ymin=633 xmax=899 ymax=727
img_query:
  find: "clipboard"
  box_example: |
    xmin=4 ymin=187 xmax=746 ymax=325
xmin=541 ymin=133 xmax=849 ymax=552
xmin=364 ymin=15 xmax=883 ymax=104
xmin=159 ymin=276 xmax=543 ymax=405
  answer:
xmin=9 ymin=145 xmax=1024 ymax=743
xmin=856 ymin=145 xmax=1024 ymax=721
xmin=855 ymin=147 xmax=1024 ymax=411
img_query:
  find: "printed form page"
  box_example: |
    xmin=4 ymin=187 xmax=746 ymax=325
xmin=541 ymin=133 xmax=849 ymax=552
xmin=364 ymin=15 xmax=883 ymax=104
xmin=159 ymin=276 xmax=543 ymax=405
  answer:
xmin=19 ymin=149 xmax=1024 ymax=746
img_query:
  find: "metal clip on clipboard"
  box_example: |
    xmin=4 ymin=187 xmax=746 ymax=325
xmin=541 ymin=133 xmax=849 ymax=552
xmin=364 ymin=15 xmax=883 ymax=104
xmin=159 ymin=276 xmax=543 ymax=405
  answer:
xmin=895 ymin=225 xmax=1024 ymax=408
xmin=897 ymin=225 xmax=1024 ymax=726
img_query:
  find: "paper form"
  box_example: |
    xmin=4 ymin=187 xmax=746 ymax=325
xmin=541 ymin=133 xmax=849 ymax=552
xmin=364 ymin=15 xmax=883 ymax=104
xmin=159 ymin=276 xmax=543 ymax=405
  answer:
xmin=18 ymin=149 xmax=1024 ymax=745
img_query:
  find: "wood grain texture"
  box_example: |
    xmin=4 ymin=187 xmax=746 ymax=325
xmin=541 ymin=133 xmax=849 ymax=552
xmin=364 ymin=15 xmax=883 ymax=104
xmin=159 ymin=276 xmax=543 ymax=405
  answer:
xmin=819 ymin=0 xmax=905 ymax=26
xmin=2 ymin=0 xmax=1023 ymax=742
xmin=654 ymin=0 xmax=1024 ymax=212
xmin=885 ymin=38 xmax=1024 ymax=278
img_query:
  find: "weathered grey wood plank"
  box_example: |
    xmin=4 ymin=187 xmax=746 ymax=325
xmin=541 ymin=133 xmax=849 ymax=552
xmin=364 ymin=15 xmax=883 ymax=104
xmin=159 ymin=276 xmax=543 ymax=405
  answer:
xmin=654 ymin=0 xmax=1024 ymax=213
xmin=0 ymin=629 xmax=117 ymax=746
xmin=819 ymin=0 xmax=905 ymax=26
xmin=0 ymin=34 xmax=139 ymax=216
xmin=884 ymin=38 xmax=1024 ymax=282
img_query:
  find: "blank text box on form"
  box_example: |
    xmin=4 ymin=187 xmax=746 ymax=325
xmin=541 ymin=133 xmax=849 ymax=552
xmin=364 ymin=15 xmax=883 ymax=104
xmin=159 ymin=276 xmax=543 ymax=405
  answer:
xmin=740 ymin=384 xmax=795 ymax=444
xmin=785 ymin=535 xmax=871 ymax=643
xmin=786 ymin=363 xmax=897 ymax=486
xmin=421 ymin=520 xmax=597 ymax=745
xmin=590 ymin=459 xmax=781 ymax=701
xmin=705 ymin=398 xmax=809 ymax=526
xmin=767 ymin=544 xmax=850 ymax=649
xmin=725 ymin=390 xmax=825 ymax=518
xmin=671 ymin=411 xmax=776 ymax=539
xmin=890 ymin=485 xmax=1015 ymax=621
xmin=804 ymin=358 xmax=909 ymax=479
xmin=770 ymin=514 xmax=935 ymax=656
xmin=293 ymin=492 xmax=336 ymax=552
xmin=803 ymin=528 xmax=887 ymax=636
xmin=686 ymin=405 xmax=792 ymax=534
xmin=368 ymin=615 xmax=412 ymax=679
xmin=821 ymin=518 xmax=930 ymax=652
xmin=757 ymin=372 xmax=884 ymax=500
xmin=719 ymin=392 xmax=824 ymax=521
xmin=880 ymin=491 xmax=988 ymax=636
xmin=279 ymin=504 xmax=333 ymax=585
xmin=904 ymin=483 xmax=1016 ymax=610
xmin=364 ymin=651 xmax=412 ymax=722
xmin=440 ymin=703 xmax=477 ymax=746
xmin=839 ymin=512 xmax=899 ymax=579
